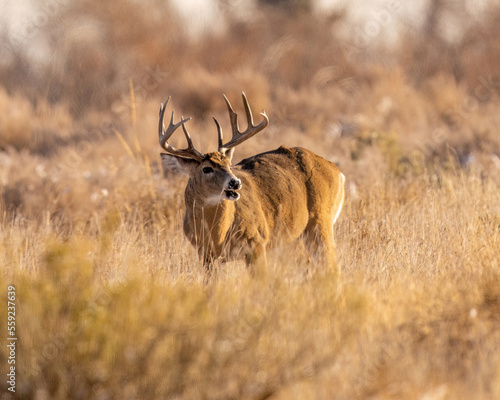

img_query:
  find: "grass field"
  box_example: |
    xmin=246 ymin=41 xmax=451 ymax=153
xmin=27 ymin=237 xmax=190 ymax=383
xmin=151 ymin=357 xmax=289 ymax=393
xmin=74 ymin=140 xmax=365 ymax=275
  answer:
xmin=1 ymin=1 xmax=500 ymax=399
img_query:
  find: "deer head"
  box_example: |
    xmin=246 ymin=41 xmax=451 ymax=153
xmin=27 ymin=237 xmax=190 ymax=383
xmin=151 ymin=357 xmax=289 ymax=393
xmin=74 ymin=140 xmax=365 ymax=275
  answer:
xmin=159 ymin=93 xmax=268 ymax=205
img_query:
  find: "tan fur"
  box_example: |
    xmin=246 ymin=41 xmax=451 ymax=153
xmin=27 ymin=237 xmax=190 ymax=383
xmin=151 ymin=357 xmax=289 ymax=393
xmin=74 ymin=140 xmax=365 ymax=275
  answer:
xmin=168 ymin=146 xmax=345 ymax=274
xmin=158 ymin=94 xmax=344 ymax=274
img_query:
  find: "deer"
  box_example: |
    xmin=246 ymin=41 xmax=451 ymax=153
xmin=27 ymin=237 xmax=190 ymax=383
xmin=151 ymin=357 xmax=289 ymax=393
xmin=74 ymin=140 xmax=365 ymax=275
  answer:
xmin=158 ymin=92 xmax=345 ymax=276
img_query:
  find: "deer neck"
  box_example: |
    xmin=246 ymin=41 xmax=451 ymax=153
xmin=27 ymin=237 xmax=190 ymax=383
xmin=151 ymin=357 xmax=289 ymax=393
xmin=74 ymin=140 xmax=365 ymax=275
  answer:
xmin=184 ymin=185 xmax=236 ymax=249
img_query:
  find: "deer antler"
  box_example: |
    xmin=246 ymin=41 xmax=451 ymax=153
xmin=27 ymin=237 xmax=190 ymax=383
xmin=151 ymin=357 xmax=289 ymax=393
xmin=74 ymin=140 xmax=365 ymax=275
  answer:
xmin=158 ymin=97 xmax=205 ymax=162
xmin=214 ymin=92 xmax=269 ymax=154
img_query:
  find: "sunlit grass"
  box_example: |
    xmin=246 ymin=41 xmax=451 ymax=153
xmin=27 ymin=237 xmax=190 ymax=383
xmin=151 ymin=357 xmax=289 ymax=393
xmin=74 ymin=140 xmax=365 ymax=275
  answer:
xmin=1 ymin=1 xmax=500 ymax=398
xmin=1 ymin=158 xmax=499 ymax=398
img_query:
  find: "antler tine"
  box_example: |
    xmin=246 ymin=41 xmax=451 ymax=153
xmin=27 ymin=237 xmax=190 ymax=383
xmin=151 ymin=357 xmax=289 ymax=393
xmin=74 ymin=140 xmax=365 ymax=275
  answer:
xmin=158 ymin=99 xmax=204 ymax=162
xmin=213 ymin=117 xmax=224 ymax=153
xmin=219 ymin=92 xmax=269 ymax=153
xmin=241 ymin=92 xmax=254 ymax=126
xmin=158 ymin=97 xmax=170 ymax=141
xmin=181 ymin=118 xmax=205 ymax=160
xmin=223 ymin=94 xmax=239 ymax=137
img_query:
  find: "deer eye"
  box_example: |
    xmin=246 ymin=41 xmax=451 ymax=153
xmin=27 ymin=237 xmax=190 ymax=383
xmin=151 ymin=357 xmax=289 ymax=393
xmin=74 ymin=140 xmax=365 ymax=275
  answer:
xmin=202 ymin=167 xmax=214 ymax=174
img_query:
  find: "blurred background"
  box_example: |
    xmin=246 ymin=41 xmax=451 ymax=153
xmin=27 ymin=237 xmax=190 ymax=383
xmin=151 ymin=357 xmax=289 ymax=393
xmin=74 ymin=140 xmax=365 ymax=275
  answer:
xmin=1 ymin=0 xmax=500 ymax=219
xmin=2 ymin=2 xmax=500 ymax=399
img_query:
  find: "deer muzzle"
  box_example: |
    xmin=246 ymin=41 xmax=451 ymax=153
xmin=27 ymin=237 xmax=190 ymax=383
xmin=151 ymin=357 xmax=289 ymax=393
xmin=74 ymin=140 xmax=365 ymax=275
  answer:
xmin=224 ymin=178 xmax=242 ymax=201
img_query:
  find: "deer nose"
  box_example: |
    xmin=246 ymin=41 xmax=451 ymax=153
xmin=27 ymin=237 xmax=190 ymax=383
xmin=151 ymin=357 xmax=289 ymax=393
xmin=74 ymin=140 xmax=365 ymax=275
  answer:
xmin=228 ymin=178 xmax=242 ymax=190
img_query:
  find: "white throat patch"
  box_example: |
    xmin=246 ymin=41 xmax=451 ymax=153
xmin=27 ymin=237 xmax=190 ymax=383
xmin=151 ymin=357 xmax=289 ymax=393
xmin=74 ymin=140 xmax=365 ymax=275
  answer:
xmin=204 ymin=193 xmax=224 ymax=206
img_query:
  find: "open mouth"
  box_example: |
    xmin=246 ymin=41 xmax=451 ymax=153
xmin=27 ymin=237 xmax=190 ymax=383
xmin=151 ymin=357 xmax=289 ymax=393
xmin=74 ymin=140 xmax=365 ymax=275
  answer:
xmin=224 ymin=190 xmax=240 ymax=201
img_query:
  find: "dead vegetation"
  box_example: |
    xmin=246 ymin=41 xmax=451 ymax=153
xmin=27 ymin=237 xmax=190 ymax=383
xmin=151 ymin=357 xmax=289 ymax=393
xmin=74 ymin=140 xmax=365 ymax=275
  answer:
xmin=1 ymin=1 xmax=500 ymax=399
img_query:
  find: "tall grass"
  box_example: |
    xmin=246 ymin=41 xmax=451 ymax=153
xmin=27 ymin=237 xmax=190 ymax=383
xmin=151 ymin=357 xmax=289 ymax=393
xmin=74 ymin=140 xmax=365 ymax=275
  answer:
xmin=1 ymin=1 xmax=500 ymax=399
xmin=1 ymin=164 xmax=499 ymax=399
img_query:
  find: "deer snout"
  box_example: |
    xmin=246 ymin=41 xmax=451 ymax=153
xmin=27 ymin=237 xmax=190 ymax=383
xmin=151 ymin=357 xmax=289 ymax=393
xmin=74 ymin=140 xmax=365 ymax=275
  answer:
xmin=228 ymin=178 xmax=242 ymax=190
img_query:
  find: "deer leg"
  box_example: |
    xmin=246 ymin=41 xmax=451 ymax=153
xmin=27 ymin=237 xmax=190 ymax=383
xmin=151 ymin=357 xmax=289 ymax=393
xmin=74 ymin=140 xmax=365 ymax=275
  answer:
xmin=245 ymin=242 xmax=267 ymax=279
xmin=199 ymin=245 xmax=216 ymax=272
xmin=302 ymin=222 xmax=339 ymax=275
xmin=202 ymin=254 xmax=214 ymax=270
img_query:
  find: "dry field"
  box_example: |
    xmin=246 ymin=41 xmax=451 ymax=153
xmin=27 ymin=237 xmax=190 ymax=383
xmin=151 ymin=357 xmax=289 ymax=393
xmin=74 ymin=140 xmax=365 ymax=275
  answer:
xmin=1 ymin=1 xmax=500 ymax=399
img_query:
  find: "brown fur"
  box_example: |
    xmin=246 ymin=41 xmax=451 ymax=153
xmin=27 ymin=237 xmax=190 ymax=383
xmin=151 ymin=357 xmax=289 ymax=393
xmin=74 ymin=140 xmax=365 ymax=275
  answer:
xmin=165 ymin=145 xmax=345 ymax=274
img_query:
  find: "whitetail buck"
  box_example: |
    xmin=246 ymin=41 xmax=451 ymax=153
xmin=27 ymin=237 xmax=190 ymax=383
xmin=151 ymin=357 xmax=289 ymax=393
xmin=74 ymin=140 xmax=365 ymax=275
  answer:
xmin=159 ymin=93 xmax=345 ymax=274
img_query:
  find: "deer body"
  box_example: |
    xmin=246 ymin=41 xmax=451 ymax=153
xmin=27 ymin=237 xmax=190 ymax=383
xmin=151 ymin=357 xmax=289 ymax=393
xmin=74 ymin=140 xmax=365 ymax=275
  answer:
xmin=158 ymin=94 xmax=344 ymax=273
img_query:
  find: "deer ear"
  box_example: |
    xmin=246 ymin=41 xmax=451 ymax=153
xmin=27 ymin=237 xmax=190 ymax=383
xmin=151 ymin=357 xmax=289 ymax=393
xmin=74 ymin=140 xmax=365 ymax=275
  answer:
xmin=160 ymin=153 xmax=198 ymax=176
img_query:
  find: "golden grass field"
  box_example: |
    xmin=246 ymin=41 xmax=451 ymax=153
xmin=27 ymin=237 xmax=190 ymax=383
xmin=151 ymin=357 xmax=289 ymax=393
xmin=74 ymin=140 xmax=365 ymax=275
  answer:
xmin=1 ymin=1 xmax=500 ymax=399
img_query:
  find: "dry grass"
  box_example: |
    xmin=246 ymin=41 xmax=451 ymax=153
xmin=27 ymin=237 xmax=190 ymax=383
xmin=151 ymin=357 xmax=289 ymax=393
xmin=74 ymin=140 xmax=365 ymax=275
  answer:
xmin=1 ymin=1 xmax=500 ymax=399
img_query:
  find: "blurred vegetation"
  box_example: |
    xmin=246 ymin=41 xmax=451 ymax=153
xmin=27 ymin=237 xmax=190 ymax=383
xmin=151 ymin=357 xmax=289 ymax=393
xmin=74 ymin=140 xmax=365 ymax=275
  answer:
xmin=1 ymin=0 xmax=500 ymax=399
